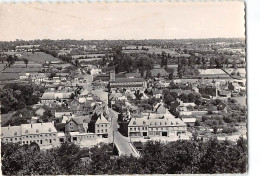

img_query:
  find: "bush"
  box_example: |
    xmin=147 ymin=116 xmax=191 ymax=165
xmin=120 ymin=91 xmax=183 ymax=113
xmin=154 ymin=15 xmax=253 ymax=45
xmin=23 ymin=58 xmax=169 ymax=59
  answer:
xmin=222 ymin=127 xmax=238 ymax=134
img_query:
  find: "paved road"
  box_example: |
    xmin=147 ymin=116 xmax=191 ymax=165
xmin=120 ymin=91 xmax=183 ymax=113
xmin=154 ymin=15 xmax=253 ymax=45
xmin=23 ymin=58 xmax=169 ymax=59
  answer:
xmin=108 ymin=108 xmax=138 ymax=157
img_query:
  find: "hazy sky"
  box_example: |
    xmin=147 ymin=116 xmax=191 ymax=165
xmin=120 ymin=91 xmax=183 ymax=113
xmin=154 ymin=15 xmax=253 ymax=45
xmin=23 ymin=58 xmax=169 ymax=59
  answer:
xmin=0 ymin=2 xmax=245 ymax=41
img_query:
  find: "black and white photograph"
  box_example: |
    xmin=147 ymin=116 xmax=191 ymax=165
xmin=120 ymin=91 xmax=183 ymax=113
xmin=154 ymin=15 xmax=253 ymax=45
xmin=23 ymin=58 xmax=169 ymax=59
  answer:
xmin=0 ymin=1 xmax=248 ymax=175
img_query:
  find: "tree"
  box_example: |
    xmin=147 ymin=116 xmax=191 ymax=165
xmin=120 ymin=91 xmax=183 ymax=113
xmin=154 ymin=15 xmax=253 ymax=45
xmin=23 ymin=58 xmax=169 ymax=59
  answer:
xmin=146 ymin=70 xmax=152 ymax=79
xmin=194 ymin=119 xmax=201 ymax=126
xmin=213 ymin=126 xmax=218 ymax=134
xmin=23 ymin=58 xmax=29 ymax=68
xmin=70 ymin=93 xmax=75 ymax=99
xmin=169 ymin=72 xmax=173 ymax=80
xmin=42 ymin=109 xmax=53 ymax=122
xmin=49 ymin=72 xmax=56 ymax=79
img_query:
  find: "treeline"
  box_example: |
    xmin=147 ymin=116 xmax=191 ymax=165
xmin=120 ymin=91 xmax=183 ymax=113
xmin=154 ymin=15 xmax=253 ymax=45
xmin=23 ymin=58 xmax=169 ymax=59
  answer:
xmin=0 ymin=84 xmax=44 ymax=114
xmin=1 ymin=137 xmax=247 ymax=175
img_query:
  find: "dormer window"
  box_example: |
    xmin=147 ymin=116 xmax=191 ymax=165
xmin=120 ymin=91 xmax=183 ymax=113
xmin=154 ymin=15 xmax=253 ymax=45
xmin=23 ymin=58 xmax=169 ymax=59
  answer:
xmin=36 ymin=129 xmax=39 ymax=133
xmin=1 ymin=133 xmax=3 ymax=136
xmin=143 ymin=121 xmax=146 ymax=125
xmin=48 ymin=128 xmax=51 ymax=132
xmin=165 ymin=122 xmax=167 ymax=125
xmin=160 ymin=122 xmax=162 ymax=125
xmin=171 ymin=122 xmax=174 ymax=125
xmin=133 ymin=121 xmax=136 ymax=125
xmin=14 ymin=132 xmax=17 ymax=135
xmin=25 ymin=130 xmax=28 ymax=134
xmin=176 ymin=122 xmax=179 ymax=125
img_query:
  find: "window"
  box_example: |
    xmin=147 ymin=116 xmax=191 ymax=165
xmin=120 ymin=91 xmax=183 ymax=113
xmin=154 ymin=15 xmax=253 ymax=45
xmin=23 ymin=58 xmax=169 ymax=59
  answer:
xmin=130 ymin=128 xmax=132 ymax=131
xmin=15 ymin=138 xmax=17 ymax=141
xmin=1 ymin=133 xmax=3 ymax=136
xmin=133 ymin=121 xmax=136 ymax=125
xmin=48 ymin=128 xmax=51 ymax=132
xmin=14 ymin=132 xmax=17 ymax=135
xmin=143 ymin=121 xmax=146 ymax=125
xmin=25 ymin=130 xmax=28 ymax=134
xmin=36 ymin=129 xmax=39 ymax=133
xmin=97 ymin=130 xmax=99 ymax=133
xmin=97 ymin=125 xmax=99 ymax=127
xmin=101 ymin=125 xmax=103 ymax=127
xmin=101 ymin=129 xmax=103 ymax=133
xmin=105 ymin=129 xmax=107 ymax=132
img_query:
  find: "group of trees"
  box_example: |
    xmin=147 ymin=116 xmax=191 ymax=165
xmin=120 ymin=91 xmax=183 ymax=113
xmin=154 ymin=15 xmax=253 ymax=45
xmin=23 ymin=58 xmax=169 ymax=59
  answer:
xmin=0 ymin=84 xmax=42 ymax=114
xmin=2 ymin=137 xmax=247 ymax=175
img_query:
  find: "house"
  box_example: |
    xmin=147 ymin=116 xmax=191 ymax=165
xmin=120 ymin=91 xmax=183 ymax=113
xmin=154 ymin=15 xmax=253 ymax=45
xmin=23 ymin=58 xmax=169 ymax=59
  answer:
xmin=149 ymin=68 xmax=169 ymax=78
xmin=109 ymin=70 xmax=147 ymax=92
xmin=29 ymin=73 xmax=49 ymax=83
xmin=218 ymin=90 xmax=232 ymax=98
xmin=69 ymin=132 xmax=97 ymax=145
xmin=153 ymin=102 xmax=169 ymax=114
xmin=41 ymin=92 xmax=73 ymax=105
xmin=1 ymin=122 xmax=60 ymax=147
xmin=182 ymin=118 xmax=196 ymax=126
xmin=90 ymin=68 xmax=102 ymax=75
xmin=151 ymin=89 xmax=163 ymax=99
xmin=228 ymin=82 xmax=241 ymax=92
xmin=65 ymin=116 xmax=90 ymax=133
xmin=128 ymin=113 xmax=187 ymax=138
xmin=70 ymin=99 xmax=96 ymax=116
xmin=95 ymin=114 xmax=110 ymax=138
xmin=217 ymin=101 xmax=231 ymax=114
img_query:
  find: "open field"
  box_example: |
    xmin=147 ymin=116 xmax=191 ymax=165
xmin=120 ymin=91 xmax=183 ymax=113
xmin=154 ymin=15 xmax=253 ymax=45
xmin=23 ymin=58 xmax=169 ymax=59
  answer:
xmin=20 ymin=52 xmax=60 ymax=64
xmin=0 ymin=72 xmax=20 ymax=81
xmin=3 ymin=67 xmax=41 ymax=73
xmin=4 ymin=51 xmax=60 ymax=64
xmin=0 ymin=63 xmax=6 ymax=71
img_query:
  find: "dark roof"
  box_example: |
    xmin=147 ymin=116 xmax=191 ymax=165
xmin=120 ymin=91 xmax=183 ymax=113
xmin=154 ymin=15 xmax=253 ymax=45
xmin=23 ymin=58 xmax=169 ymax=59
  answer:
xmin=111 ymin=78 xmax=145 ymax=83
xmin=218 ymin=90 xmax=231 ymax=96
xmin=150 ymin=68 xmax=169 ymax=77
xmin=110 ymin=84 xmax=143 ymax=88
xmin=94 ymin=74 xmax=110 ymax=81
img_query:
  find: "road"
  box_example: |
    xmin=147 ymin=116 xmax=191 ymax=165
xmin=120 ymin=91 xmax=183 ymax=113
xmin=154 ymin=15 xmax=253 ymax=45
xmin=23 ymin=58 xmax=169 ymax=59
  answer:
xmin=108 ymin=108 xmax=139 ymax=157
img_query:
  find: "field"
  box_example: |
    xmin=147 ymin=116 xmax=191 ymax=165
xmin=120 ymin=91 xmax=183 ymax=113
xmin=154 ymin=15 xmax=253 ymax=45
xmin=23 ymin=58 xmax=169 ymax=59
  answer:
xmin=0 ymin=63 xmax=6 ymax=71
xmin=0 ymin=73 xmax=20 ymax=81
xmin=0 ymin=52 xmax=61 ymax=81
xmin=19 ymin=52 xmax=60 ymax=64
xmin=4 ymin=51 xmax=61 ymax=64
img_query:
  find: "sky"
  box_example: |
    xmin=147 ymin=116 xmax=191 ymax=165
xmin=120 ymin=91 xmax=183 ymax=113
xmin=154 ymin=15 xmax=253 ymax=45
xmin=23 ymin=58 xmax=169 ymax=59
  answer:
xmin=0 ymin=2 xmax=245 ymax=41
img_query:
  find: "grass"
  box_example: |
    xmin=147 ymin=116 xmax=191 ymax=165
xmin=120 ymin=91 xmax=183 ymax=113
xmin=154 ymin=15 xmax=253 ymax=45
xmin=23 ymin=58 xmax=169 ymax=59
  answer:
xmin=0 ymin=72 xmax=20 ymax=81
xmin=19 ymin=52 xmax=60 ymax=64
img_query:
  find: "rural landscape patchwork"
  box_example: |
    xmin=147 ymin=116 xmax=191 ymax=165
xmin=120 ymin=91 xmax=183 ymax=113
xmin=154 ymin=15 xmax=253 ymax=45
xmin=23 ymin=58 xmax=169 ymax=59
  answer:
xmin=0 ymin=38 xmax=247 ymax=174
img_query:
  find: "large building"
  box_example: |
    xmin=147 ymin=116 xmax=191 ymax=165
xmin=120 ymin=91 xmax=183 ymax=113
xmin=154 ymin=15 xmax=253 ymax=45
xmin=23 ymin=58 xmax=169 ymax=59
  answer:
xmin=109 ymin=70 xmax=147 ymax=92
xmin=128 ymin=113 xmax=187 ymax=138
xmin=1 ymin=122 xmax=60 ymax=147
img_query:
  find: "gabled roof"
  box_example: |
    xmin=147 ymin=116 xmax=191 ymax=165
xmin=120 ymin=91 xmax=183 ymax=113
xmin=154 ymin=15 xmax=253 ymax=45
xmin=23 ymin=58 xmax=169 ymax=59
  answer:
xmin=96 ymin=114 xmax=109 ymax=124
xmin=150 ymin=68 xmax=169 ymax=77
xmin=71 ymin=116 xmax=91 ymax=125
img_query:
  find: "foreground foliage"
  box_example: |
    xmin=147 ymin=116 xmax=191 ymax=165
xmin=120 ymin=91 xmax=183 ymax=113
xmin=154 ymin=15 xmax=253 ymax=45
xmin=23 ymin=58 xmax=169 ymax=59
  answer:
xmin=1 ymin=137 xmax=247 ymax=175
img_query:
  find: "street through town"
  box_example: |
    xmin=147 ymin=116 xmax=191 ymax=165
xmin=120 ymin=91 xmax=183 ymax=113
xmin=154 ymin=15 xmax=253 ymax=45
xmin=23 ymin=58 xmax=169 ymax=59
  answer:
xmin=108 ymin=108 xmax=138 ymax=156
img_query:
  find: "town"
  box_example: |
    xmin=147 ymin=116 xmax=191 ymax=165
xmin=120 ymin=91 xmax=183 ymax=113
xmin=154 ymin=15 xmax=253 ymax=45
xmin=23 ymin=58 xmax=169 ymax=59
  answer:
xmin=0 ymin=38 xmax=247 ymax=174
